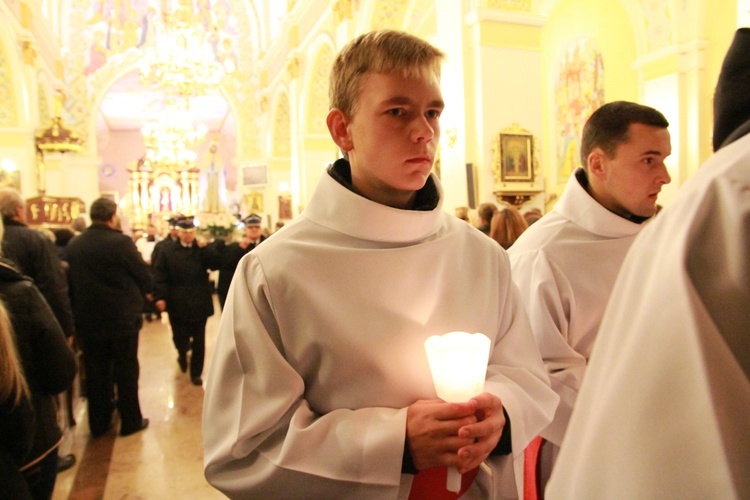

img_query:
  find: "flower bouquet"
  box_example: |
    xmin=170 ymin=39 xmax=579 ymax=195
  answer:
xmin=196 ymin=212 xmax=238 ymax=241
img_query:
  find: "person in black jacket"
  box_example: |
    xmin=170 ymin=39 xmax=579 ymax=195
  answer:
xmin=0 ymin=188 xmax=76 ymax=342
xmin=215 ymin=213 xmax=266 ymax=309
xmin=150 ymin=215 xmax=180 ymax=270
xmin=0 ymin=242 xmax=77 ymax=498
xmin=154 ymin=216 xmax=221 ymax=386
xmin=0 ymin=188 xmax=78 ymax=474
xmin=66 ymin=198 xmax=154 ymax=438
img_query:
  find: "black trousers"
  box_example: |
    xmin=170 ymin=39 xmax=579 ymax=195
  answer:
xmin=80 ymin=333 xmax=143 ymax=436
xmin=169 ymin=318 xmax=206 ymax=379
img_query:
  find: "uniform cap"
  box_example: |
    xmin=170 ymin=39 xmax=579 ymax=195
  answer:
xmin=176 ymin=216 xmax=197 ymax=231
xmin=242 ymin=214 xmax=262 ymax=227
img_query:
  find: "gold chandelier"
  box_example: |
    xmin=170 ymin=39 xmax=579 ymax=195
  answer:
xmin=141 ymin=109 xmax=207 ymax=172
xmin=139 ymin=2 xmax=227 ymax=99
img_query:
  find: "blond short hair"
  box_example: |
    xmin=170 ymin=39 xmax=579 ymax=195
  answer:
xmin=329 ymin=30 xmax=444 ymax=118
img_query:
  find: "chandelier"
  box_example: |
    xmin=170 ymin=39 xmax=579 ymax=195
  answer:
xmin=141 ymin=109 xmax=207 ymax=172
xmin=139 ymin=2 xmax=227 ymax=99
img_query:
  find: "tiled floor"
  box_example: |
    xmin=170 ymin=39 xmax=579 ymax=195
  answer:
xmin=52 ymin=301 xmax=225 ymax=499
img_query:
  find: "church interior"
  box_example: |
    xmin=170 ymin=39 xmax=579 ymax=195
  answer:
xmin=0 ymin=0 xmax=746 ymax=498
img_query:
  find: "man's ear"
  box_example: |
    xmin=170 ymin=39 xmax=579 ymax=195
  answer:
xmin=326 ymin=108 xmax=353 ymax=153
xmin=586 ymin=148 xmax=607 ymax=179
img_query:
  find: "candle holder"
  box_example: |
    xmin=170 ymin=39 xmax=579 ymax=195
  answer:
xmin=424 ymin=331 xmax=491 ymax=492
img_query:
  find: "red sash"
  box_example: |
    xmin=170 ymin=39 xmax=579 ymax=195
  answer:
xmin=408 ymin=466 xmax=480 ymax=500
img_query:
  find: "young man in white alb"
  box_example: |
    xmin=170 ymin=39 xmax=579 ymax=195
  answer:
xmin=508 ymin=100 xmax=672 ymax=490
xmin=203 ymin=30 xmax=556 ymax=499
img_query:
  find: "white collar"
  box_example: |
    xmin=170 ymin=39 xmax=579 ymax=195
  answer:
xmin=302 ymin=170 xmax=445 ymax=243
xmin=555 ymin=169 xmax=645 ymax=238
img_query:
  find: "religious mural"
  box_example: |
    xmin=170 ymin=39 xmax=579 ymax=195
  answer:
xmin=555 ymin=38 xmax=605 ymax=184
xmin=79 ymin=0 xmax=241 ymax=85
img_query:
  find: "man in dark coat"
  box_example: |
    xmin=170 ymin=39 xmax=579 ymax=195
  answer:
xmin=154 ymin=216 xmax=221 ymax=386
xmin=215 ymin=213 xmax=266 ymax=309
xmin=0 ymin=187 xmax=76 ymax=340
xmin=66 ymin=197 xmax=154 ymax=437
xmin=0 ymin=187 xmax=78 ymax=472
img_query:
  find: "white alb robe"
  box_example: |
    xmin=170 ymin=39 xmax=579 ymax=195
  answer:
xmin=202 ymin=170 xmax=558 ymax=499
xmin=507 ymin=169 xmax=645 ymax=446
xmin=547 ymin=133 xmax=750 ymax=499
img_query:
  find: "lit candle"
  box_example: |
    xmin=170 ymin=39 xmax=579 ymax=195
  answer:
xmin=424 ymin=331 xmax=491 ymax=492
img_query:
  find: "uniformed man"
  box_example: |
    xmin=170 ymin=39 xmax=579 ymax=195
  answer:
xmin=154 ymin=216 xmax=221 ymax=386
xmin=150 ymin=215 xmax=180 ymax=269
xmin=215 ymin=213 xmax=266 ymax=309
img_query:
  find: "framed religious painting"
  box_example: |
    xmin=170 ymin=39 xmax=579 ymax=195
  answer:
xmin=495 ymin=124 xmax=534 ymax=183
xmin=245 ymin=190 xmax=264 ymax=213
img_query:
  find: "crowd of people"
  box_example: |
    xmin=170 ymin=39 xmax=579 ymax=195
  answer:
xmin=1 ymin=27 xmax=747 ymax=499
xmin=0 ymin=188 xmax=273 ymax=497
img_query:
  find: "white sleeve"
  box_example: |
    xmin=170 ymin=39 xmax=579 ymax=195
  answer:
xmin=509 ymin=250 xmax=585 ymax=446
xmin=202 ymin=255 xmax=406 ymax=499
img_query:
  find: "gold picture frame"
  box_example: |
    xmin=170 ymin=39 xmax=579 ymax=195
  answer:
xmin=245 ymin=191 xmax=264 ymax=213
xmin=494 ymin=124 xmax=534 ymax=183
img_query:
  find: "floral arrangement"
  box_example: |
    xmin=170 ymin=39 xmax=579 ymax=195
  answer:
xmin=195 ymin=212 xmax=238 ymax=240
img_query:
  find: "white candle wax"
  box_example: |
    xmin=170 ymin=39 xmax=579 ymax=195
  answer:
xmin=424 ymin=332 xmax=491 ymax=493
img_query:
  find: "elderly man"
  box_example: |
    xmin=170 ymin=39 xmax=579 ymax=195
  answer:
xmin=0 ymin=187 xmax=76 ymax=340
xmin=0 ymin=187 xmax=78 ymax=470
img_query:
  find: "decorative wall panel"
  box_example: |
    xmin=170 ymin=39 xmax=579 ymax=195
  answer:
xmin=555 ymin=38 xmax=605 ymax=183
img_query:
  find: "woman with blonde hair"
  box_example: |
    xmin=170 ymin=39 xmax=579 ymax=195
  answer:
xmin=489 ymin=204 xmax=529 ymax=249
xmin=0 ymin=298 xmax=34 ymax=498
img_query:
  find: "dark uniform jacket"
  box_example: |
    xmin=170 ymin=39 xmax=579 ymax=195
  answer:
xmin=150 ymin=234 xmax=177 ymax=269
xmin=154 ymin=239 xmax=221 ymax=322
xmin=215 ymin=236 xmax=265 ymax=300
xmin=66 ymin=223 xmax=154 ymax=338
xmin=0 ymin=259 xmax=77 ymax=469
xmin=1 ymin=218 xmax=76 ymax=339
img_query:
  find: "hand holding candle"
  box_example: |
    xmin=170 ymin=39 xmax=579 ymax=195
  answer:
xmin=424 ymin=331 xmax=491 ymax=493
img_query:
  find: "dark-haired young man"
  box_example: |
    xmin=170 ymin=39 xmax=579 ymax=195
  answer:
xmin=549 ymin=28 xmax=750 ymax=498
xmin=508 ymin=100 xmax=672 ymax=489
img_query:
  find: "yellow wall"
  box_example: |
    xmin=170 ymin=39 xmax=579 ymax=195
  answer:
xmin=540 ymin=0 xmax=638 ymax=194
